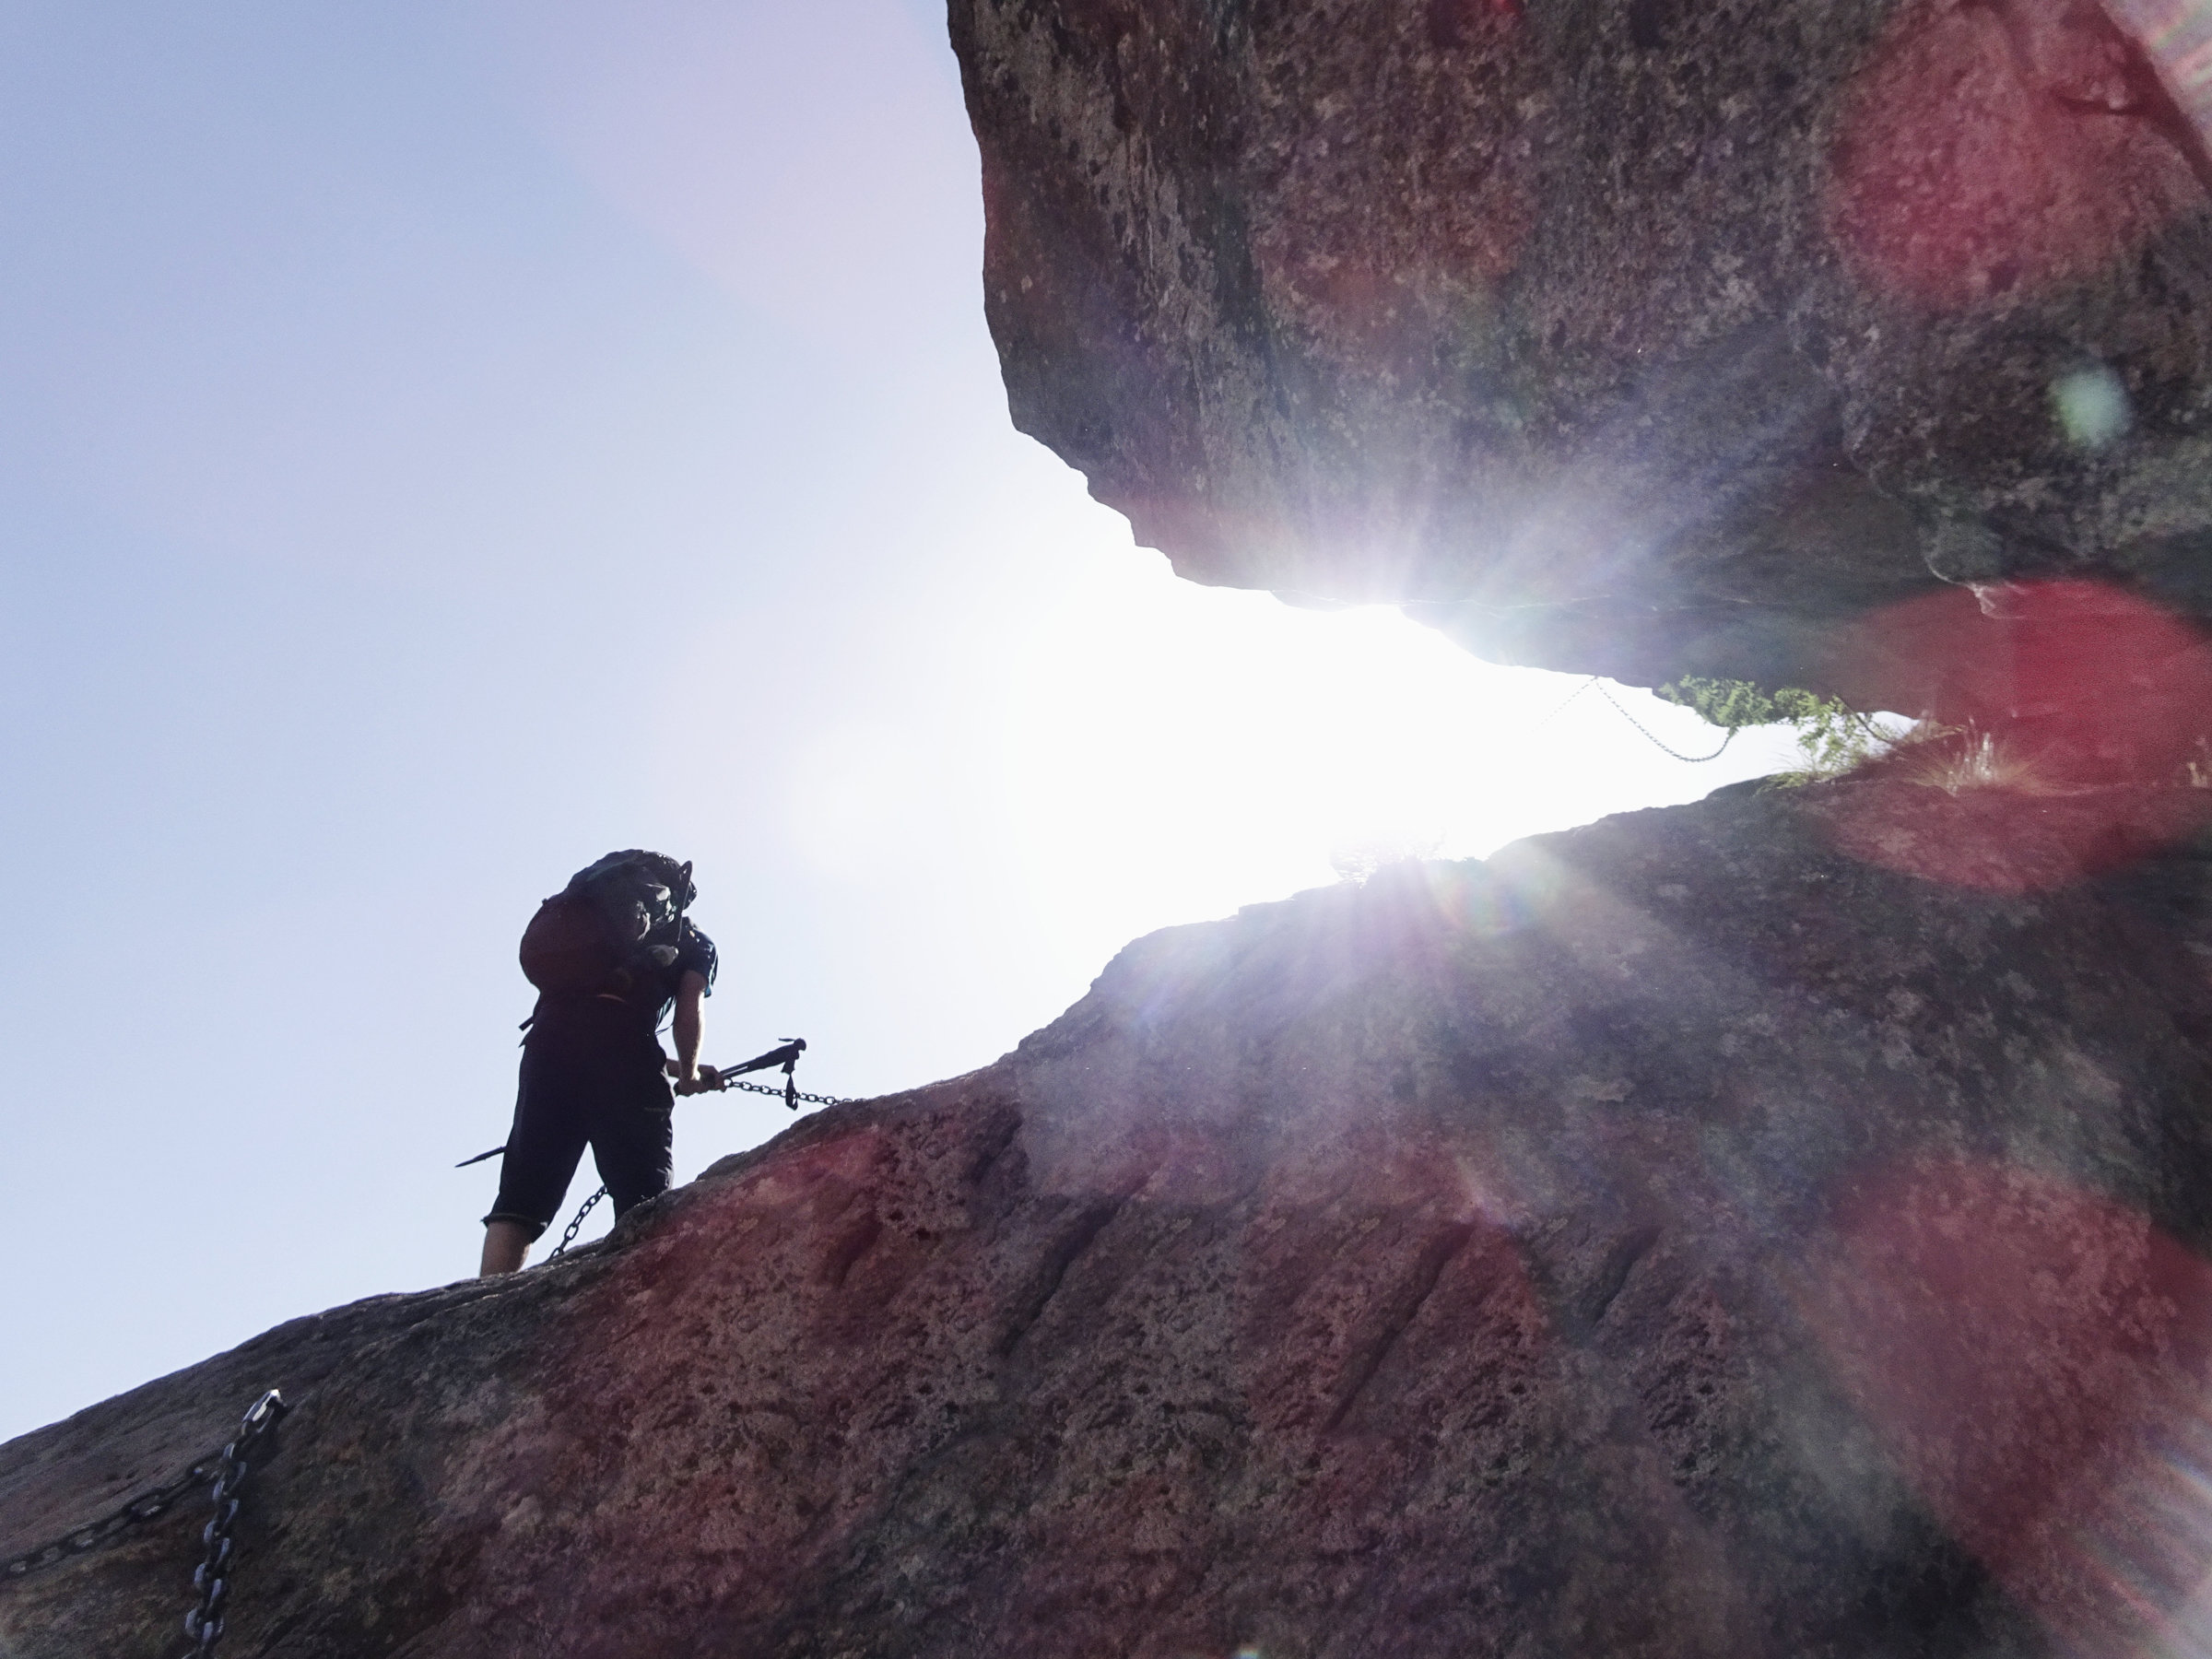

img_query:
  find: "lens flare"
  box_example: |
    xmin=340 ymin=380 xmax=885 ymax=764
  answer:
xmin=1808 ymin=1159 xmax=2212 ymax=1656
xmin=2054 ymin=364 xmax=2135 ymax=449
xmin=1826 ymin=1 xmax=2202 ymax=309
xmin=1422 ymin=859 xmax=1538 ymax=941
xmin=1819 ymin=581 xmax=2212 ymax=889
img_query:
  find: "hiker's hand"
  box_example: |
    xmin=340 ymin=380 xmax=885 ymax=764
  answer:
xmin=696 ymin=1064 xmax=721 ymax=1092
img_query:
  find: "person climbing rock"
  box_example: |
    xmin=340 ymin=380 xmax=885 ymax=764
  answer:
xmin=478 ymin=851 xmax=719 ymax=1276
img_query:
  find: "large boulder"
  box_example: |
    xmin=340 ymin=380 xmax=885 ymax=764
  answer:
xmin=9 ymin=781 xmax=2212 ymax=1655
xmin=948 ymin=0 xmax=2212 ymax=702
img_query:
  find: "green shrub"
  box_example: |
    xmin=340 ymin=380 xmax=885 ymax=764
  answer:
xmin=1656 ymin=677 xmax=1910 ymax=784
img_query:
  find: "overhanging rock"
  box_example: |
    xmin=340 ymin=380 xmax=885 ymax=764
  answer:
xmin=949 ymin=0 xmax=2212 ymax=702
xmin=8 ymin=782 xmax=2212 ymax=1655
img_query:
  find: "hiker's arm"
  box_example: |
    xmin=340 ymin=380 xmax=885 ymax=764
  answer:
xmin=671 ymin=969 xmax=709 ymax=1093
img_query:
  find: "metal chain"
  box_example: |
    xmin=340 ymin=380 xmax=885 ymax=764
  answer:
xmin=545 ymin=1185 xmax=606 ymax=1260
xmin=1531 ymin=675 xmax=1600 ymax=731
xmin=3 ymin=1454 xmax=230 ymax=1583
xmin=1593 ymin=680 xmax=1739 ymax=762
xmin=539 ymin=1074 xmax=851 ymax=1263
xmin=726 ymin=1077 xmax=848 ymax=1109
xmin=182 ymin=1389 xmax=288 ymax=1657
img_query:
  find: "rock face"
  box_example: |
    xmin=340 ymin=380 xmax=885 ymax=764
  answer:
xmin=9 ymin=781 xmax=2212 ymax=1656
xmin=948 ymin=0 xmax=2212 ymax=702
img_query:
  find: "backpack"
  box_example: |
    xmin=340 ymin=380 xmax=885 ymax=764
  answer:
xmin=519 ymin=850 xmax=694 ymax=996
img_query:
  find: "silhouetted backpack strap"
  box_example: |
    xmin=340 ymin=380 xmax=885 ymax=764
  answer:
xmin=519 ymin=850 xmax=695 ymax=995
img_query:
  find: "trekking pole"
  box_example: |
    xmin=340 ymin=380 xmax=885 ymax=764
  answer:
xmin=461 ymin=1039 xmax=825 ymax=1172
xmin=712 ymin=1038 xmax=808 ymax=1110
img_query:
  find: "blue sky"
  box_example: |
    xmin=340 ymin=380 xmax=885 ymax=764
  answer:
xmin=0 ymin=0 xmax=1804 ymax=1442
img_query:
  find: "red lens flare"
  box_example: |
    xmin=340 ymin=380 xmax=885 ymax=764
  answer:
xmin=1821 ymin=580 xmax=2212 ymax=889
xmin=1808 ymin=1159 xmax=2212 ymax=1653
xmin=1826 ymin=1 xmax=2200 ymax=311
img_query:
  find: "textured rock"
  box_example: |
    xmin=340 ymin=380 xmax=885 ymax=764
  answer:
xmin=10 ymin=781 xmax=2212 ymax=1655
xmin=948 ymin=0 xmax=2212 ymax=700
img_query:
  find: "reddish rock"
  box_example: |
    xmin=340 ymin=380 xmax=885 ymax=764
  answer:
xmin=9 ymin=782 xmax=2212 ymax=1655
xmin=949 ymin=0 xmax=2212 ymax=704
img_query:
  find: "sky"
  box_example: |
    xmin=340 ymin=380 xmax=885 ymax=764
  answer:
xmin=0 ymin=0 xmax=1807 ymax=1444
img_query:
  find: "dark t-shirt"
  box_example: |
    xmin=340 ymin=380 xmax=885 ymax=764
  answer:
xmin=531 ymin=919 xmax=717 ymax=1037
xmin=629 ymin=918 xmax=717 ymax=1026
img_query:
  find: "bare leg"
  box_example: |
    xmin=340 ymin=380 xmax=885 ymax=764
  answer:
xmin=479 ymin=1219 xmax=534 ymax=1277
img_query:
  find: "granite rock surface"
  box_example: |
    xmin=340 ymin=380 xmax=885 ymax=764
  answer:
xmin=8 ymin=781 xmax=2212 ymax=1655
xmin=948 ymin=0 xmax=2212 ymax=702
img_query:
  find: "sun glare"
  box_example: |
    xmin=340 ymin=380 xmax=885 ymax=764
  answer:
xmin=987 ymin=535 xmax=1801 ymax=980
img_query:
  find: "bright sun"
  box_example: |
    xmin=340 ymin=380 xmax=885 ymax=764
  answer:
xmin=762 ymin=488 xmax=1805 ymax=1006
xmin=987 ymin=535 xmax=1802 ymax=980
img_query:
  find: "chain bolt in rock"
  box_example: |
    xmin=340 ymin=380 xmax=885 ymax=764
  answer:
xmin=182 ymin=1389 xmax=286 ymax=1657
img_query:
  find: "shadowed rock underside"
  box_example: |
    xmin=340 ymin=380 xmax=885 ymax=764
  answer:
xmin=949 ymin=0 xmax=2212 ymax=705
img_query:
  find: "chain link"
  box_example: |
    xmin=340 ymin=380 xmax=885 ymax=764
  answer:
xmin=1592 ymin=680 xmax=1739 ymax=762
xmin=182 ymin=1389 xmax=287 ymax=1657
xmin=725 ymin=1077 xmax=848 ymax=1109
xmin=3 ymin=1455 xmax=229 ymax=1583
xmin=545 ymin=1185 xmax=606 ymax=1260
xmin=4 ymin=1396 xmax=292 ymax=1622
xmin=539 ymin=1071 xmax=850 ymax=1262
xmin=1532 ymin=675 xmax=1600 ymax=732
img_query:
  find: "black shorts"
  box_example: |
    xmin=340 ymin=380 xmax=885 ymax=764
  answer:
xmin=485 ymin=999 xmax=675 ymax=1240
